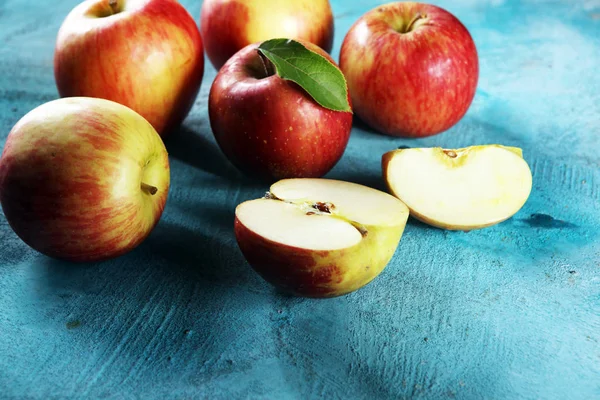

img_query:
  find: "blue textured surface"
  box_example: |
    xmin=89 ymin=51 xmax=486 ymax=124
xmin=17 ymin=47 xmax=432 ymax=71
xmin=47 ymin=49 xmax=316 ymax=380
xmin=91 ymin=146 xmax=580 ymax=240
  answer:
xmin=1 ymin=0 xmax=599 ymax=399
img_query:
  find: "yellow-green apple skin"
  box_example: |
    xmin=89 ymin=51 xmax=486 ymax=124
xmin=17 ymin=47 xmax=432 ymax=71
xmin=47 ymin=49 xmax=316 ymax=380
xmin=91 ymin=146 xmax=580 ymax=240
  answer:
xmin=382 ymin=145 xmax=532 ymax=230
xmin=0 ymin=98 xmax=170 ymax=262
xmin=340 ymin=2 xmax=479 ymax=137
xmin=234 ymin=179 xmax=410 ymax=298
xmin=201 ymin=0 xmax=334 ymax=70
xmin=54 ymin=0 xmax=204 ymax=137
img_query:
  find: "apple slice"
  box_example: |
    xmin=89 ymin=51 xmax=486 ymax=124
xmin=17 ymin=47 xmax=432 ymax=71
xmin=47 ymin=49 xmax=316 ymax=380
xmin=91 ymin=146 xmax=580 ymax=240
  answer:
xmin=382 ymin=145 xmax=533 ymax=230
xmin=234 ymin=179 xmax=409 ymax=298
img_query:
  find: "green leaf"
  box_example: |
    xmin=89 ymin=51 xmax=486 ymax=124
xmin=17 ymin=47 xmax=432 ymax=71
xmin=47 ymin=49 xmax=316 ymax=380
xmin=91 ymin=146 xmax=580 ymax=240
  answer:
xmin=258 ymin=39 xmax=352 ymax=113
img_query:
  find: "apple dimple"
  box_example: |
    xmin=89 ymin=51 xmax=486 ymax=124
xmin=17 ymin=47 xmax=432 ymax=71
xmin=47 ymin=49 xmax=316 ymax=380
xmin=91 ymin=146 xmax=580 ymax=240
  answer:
xmin=88 ymin=0 xmax=124 ymax=18
xmin=252 ymin=50 xmax=277 ymax=79
xmin=395 ymin=12 xmax=429 ymax=34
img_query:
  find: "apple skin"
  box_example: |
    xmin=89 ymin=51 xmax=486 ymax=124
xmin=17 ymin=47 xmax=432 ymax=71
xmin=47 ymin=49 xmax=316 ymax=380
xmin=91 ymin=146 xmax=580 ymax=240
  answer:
xmin=208 ymin=41 xmax=353 ymax=180
xmin=54 ymin=0 xmax=204 ymax=137
xmin=0 ymin=97 xmax=170 ymax=262
xmin=234 ymin=215 xmax=406 ymax=298
xmin=340 ymin=2 xmax=478 ymax=137
xmin=201 ymin=0 xmax=334 ymax=70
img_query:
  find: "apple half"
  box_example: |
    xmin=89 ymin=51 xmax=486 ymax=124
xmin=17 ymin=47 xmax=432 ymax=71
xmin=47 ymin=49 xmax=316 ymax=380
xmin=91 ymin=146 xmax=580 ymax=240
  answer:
xmin=382 ymin=145 xmax=533 ymax=230
xmin=234 ymin=179 xmax=410 ymax=298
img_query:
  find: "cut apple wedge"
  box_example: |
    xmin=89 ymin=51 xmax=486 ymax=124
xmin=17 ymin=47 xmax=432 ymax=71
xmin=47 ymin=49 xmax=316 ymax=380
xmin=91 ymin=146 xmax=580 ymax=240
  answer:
xmin=382 ymin=145 xmax=533 ymax=230
xmin=234 ymin=179 xmax=410 ymax=298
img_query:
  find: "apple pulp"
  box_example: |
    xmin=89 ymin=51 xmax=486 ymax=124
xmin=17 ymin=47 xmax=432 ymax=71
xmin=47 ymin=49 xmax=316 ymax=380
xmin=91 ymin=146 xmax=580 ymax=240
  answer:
xmin=382 ymin=145 xmax=533 ymax=230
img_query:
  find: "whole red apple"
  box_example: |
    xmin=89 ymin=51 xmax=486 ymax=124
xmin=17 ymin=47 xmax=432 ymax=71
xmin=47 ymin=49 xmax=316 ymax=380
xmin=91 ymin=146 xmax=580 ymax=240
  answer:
xmin=208 ymin=40 xmax=353 ymax=180
xmin=0 ymin=97 xmax=170 ymax=262
xmin=339 ymin=2 xmax=479 ymax=137
xmin=201 ymin=0 xmax=334 ymax=70
xmin=54 ymin=0 xmax=204 ymax=137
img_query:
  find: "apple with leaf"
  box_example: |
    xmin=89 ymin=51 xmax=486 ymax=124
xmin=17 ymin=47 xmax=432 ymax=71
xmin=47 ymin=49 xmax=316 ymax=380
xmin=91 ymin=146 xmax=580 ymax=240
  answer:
xmin=209 ymin=38 xmax=353 ymax=180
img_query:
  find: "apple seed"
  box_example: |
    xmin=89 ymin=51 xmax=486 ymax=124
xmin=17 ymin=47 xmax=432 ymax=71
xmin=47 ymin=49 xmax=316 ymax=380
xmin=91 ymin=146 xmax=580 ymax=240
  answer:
xmin=313 ymin=202 xmax=335 ymax=213
xmin=443 ymin=150 xmax=458 ymax=158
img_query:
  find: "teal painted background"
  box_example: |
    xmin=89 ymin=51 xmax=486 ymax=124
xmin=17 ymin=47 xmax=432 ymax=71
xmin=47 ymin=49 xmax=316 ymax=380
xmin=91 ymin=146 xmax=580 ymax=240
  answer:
xmin=1 ymin=0 xmax=599 ymax=398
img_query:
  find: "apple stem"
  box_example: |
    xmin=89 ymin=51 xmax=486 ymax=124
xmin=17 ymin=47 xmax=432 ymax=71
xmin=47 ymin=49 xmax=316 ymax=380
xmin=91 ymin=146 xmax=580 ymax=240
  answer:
xmin=257 ymin=50 xmax=276 ymax=78
xmin=141 ymin=182 xmax=158 ymax=196
xmin=405 ymin=13 xmax=426 ymax=33
xmin=109 ymin=0 xmax=119 ymax=14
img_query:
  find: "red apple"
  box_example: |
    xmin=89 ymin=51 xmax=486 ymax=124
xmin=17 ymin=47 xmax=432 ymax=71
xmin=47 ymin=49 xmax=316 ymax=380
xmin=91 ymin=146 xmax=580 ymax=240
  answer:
xmin=208 ymin=40 xmax=353 ymax=180
xmin=200 ymin=0 xmax=334 ymax=70
xmin=0 ymin=97 xmax=170 ymax=262
xmin=54 ymin=0 xmax=204 ymax=137
xmin=339 ymin=2 xmax=479 ymax=137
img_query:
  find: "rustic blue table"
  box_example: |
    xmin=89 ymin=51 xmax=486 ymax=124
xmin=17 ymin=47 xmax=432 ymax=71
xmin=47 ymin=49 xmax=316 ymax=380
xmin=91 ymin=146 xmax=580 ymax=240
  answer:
xmin=1 ymin=0 xmax=599 ymax=398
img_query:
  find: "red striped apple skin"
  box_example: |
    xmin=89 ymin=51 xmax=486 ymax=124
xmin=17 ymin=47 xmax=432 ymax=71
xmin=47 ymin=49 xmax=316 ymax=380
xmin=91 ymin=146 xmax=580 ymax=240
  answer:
xmin=54 ymin=0 xmax=204 ymax=137
xmin=201 ymin=0 xmax=334 ymax=70
xmin=209 ymin=41 xmax=352 ymax=180
xmin=0 ymin=98 xmax=170 ymax=262
xmin=340 ymin=2 xmax=478 ymax=137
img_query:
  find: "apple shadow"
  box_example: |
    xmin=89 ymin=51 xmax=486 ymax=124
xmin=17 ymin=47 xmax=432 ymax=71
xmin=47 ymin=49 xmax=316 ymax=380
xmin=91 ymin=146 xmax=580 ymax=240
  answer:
xmin=190 ymin=201 xmax=237 ymax=233
xmin=41 ymin=220 xmax=251 ymax=298
xmin=352 ymin=114 xmax=384 ymax=136
xmin=164 ymin=124 xmax=242 ymax=181
xmin=405 ymin=216 xmax=434 ymax=230
xmin=34 ymin=223 xmax=264 ymax=392
xmin=138 ymin=221 xmax=251 ymax=284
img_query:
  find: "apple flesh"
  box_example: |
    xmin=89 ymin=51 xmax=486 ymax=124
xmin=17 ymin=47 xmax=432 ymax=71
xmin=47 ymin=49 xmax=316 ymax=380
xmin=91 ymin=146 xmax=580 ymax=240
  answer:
xmin=201 ymin=0 xmax=334 ymax=70
xmin=209 ymin=40 xmax=353 ymax=180
xmin=234 ymin=179 xmax=410 ymax=297
xmin=0 ymin=97 xmax=170 ymax=262
xmin=382 ymin=145 xmax=532 ymax=230
xmin=54 ymin=0 xmax=204 ymax=137
xmin=340 ymin=2 xmax=478 ymax=137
